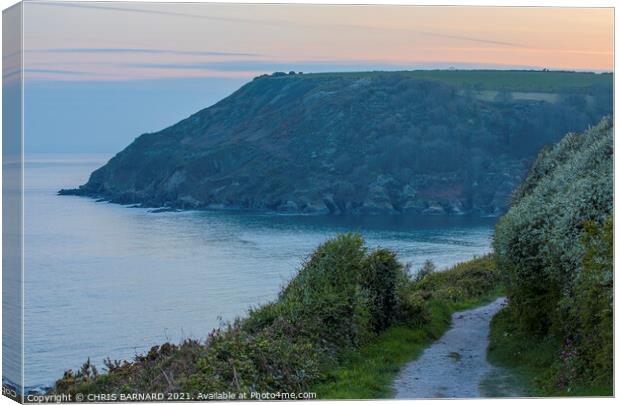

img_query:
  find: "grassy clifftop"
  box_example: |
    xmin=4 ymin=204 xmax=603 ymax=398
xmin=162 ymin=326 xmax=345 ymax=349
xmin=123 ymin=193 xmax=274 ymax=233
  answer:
xmin=290 ymin=70 xmax=612 ymax=92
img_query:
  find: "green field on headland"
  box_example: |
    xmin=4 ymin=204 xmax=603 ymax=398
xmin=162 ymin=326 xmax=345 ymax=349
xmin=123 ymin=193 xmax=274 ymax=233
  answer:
xmin=289 ymin=69 xmax=612 ymax=92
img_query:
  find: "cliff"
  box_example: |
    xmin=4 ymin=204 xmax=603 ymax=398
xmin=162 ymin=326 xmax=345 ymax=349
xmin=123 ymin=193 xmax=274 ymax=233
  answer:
xmin=60 ymin=70 xmax=612 ymax=216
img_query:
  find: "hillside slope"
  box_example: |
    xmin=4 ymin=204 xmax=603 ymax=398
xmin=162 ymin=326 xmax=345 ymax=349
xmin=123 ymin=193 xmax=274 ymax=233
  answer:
xmin=491 ymin=117 xmax=613 ymax=393
xmin=60 ymin=70 xmax=612 ymax=216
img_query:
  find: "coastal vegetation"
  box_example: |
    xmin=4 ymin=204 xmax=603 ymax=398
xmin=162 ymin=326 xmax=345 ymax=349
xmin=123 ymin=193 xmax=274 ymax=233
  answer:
xmin=490 ymin=118 xmax=613 ymax=395
xmin=60 ymin=70 xmax=612 ymax=217
xmin=50 ymin=237 xmax=502 ymax=398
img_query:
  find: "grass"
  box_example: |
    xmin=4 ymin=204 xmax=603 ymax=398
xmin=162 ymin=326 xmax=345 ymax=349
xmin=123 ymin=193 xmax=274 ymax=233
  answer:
xmin=487 ymin=307 xmax=613 ymax=397
xmin=270 ymin=70 xmax=612 ymax=92
xmin=313 ymin=286 xmax=505 ymax=399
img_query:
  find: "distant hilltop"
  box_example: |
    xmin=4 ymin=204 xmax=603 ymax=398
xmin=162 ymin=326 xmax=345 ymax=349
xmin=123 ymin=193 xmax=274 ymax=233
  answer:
xmin=60 ymin=70 xmax=613 ymax=216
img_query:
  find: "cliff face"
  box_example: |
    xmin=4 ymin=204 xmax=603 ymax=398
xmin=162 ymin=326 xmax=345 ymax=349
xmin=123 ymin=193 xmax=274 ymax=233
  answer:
xmin=60 ymin=71 xmax=612 ymax=216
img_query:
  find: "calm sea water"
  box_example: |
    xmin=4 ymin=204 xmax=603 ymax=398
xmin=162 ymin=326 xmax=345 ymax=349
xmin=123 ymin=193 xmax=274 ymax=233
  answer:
xmin=21 ymin=154 xmax=495 ymax=389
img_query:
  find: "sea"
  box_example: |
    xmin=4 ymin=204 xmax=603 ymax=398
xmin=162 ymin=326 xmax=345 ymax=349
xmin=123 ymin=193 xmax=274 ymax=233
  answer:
xmin=10 ymin=154 xmax=496 ymax=390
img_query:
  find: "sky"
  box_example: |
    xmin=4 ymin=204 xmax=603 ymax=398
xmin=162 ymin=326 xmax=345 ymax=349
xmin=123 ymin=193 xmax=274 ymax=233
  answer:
xmin=9 ymin=1 xmax=615 ymax=153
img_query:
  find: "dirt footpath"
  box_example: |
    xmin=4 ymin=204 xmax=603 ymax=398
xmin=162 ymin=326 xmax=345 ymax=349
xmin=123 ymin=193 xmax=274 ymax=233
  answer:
xmin=393 ymin=297 xmax=526 ymax=398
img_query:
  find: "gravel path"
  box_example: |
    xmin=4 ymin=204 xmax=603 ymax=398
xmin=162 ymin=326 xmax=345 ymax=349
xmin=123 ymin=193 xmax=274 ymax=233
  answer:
xmin=393 ymin=297 xmax=524 ymax=398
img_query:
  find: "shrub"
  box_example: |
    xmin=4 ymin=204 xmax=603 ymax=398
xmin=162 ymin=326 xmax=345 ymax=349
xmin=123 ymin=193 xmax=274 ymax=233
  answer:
xmin=360 ymin=249 xmax=403 ymax=332
xmin=413 ymin=254 xmax=500 ymax=303
xmin=398 ymin=292 xmax=430 ymax=327
xmin=414 ymin=259 xmax=436 ymax=283
xmin=571 ymin=217 xmax=613 ymax=387
xmin=493 ymin=117 xmax=613 ymax=389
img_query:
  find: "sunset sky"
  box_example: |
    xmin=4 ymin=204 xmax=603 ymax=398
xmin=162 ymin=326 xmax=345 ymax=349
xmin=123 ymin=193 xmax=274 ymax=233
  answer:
xmin=23 ymin=2 xmax=613 ymax=81
xmin=8 ymin=1 xmax=615 ymax=152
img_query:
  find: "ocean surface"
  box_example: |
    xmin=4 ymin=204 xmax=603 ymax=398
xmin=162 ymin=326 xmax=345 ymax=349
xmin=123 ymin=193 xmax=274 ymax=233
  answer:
xmin=20 ymin=154 xmax=496 ymax=390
